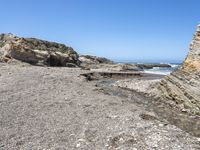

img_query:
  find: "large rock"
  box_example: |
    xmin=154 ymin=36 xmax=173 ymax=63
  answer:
xmin=79 ymin=54 xmax=172 ymax=72
xmin=79 ymin=55 xmax=113 ymax=65
xmin=0 ymin=33 xmax=80 ymax=67
xmin=153 ymin=24 xmax=200 ymax=115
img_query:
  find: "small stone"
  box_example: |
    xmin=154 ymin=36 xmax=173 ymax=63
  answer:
xmin=64 ymin=97 xmax=70 ymax=101
xmin=105 ymin=144 xmax=109 ymax=147
xmin=181 ymin=108 xmax=187 ymax=112
xmin=76 ymin=143 xmax=81 ymax=148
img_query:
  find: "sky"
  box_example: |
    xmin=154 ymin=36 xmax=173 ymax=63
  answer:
xmin=0 ymin=0 xmax=200 ymax=63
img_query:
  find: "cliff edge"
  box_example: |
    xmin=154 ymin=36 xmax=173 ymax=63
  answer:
xmin=0 ymin=34 xmax=80 ymax=67
xmin=154 ymin=24 xmax=200 ymax=115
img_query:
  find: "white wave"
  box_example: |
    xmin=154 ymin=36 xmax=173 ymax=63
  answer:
xmin=171 ymin=64 xmax=179 ymax=68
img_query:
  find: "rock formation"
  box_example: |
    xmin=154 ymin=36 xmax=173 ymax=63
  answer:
xmin=79 ymin=55 xmax=143 ymax=71
xmin=88 ymin=63 xmax=143 ymax=72
xmin=0 ymin=33 xmax=80 ymax=67
xmin=154 ymin=24 xmax=200 ymax=115
xmin=79 ymin=55 xmax=114 ymax=65
xmin=79 ymin=55 xmax=172 ymax=71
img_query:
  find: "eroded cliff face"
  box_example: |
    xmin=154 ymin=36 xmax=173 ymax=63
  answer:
xmin=154 ymin=24 xmax=200 ymax=115
xmin=182 ymin=25 xmax=200 ymax=72
xmin=0 ymin=33 xmax=80 ymax=67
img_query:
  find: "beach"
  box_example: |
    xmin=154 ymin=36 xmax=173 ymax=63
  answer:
xmin=0 ymin=63 xmax=199 ymax=149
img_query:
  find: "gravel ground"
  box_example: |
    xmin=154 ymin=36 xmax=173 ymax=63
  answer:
xmin=0 ymin=63 xmax=200 ymax=150
xmin=114 ymin=78 xmax=160 ymax=94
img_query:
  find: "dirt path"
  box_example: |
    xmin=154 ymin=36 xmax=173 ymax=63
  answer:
xmin=0 ymin=64 xmax=199 ymax=149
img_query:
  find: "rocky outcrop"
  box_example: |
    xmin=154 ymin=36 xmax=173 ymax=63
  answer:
xmin=79 ymin=55 xmax=143 ymax=72
xmin=82 ymin=63 xmax=143 ymax=72
xmin=79 ymin=55 xmax=142 ymax=72
xmin=79 ymin=55 xmax=114 ymax=64
xmin=153 ymin=24 xmax=200 ymax=116
xmin=0 ymin=33 xmax=80 ymax=67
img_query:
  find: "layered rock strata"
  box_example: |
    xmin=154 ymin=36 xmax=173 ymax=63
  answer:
xmin=154 ymin=24 xmax=200 ymax=115
xmin=79 ymin=55 xmax=114 ymax=64
xmin=0 ymin=34 xmax=80 ymax=67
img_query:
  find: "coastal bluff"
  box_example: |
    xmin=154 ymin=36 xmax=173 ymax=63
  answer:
xmin=0 ymin=34 xmax=80 ymax=67
xmin=154 ymin=24 xmax=200 ymax=115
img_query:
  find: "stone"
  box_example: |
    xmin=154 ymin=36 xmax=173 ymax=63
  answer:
xmin=79 ymin=55 xmax=113 ymax=65
xmin=90 ymin=63 xmax=143 ymax=72
xmin=79 ymin=54 xmax=171 ymax=71
xmin=0 ymin=33 xmax=80 ymax=67
xmin=153 ymin=24 xmax=200 ymax=116
xmin=136 ymin=64 xmax=171 ymax=69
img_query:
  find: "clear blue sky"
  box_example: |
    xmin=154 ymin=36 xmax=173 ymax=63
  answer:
xmin=0 ymin=0 xmax=200 ymax=63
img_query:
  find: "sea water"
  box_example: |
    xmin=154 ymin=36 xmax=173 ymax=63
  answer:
xmin=114 ymin=60 xmax=181 ymax=75
xmin=143 ymin=63 xmax=180 ymax=75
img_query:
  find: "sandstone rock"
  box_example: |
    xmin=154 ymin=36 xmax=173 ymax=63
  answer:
xmin=153 ymin=24 xmax=200 ymax=116
xmin=79 ymin=54 xmax=171 ymax=71
xmin=85 ymin=63 xmax=142 ymax=72
xmin=106 ymin=63 xmax=143 ymax=72
xmin=79 ymin=55 xmax=143 ymax=72
xmin=79 ymin=55 xmax=114 ymax=65
xmin=0 ymin=33 xmax=80 ymax=67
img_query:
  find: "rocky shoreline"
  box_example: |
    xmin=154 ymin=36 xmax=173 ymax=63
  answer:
xmin=0 ymin=34 xmax=172 ymax=72
xmin=109 ymin=24 xmax=200 ymax=117
xmin=79 ymin=55 xmax=172 ymax=72
xmin=0 ymin=24 xmax=200 ymax=149
xmin=0 ymin=64 xmax=200 ymax=149
xmin=152 ymin=24 xmax=200 ymax=116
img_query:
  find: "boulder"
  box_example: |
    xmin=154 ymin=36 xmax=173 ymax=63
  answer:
xmin=0 ymin=33 xmax=80 ymax=67
xmin=153 ymin=24 xmax=200 ymax=116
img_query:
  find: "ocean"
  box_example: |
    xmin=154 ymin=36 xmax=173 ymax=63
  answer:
xmin=143 ymin=63 xmax=181 ymax=75
xmin=114 ymin=60 xmax=181 ymax=75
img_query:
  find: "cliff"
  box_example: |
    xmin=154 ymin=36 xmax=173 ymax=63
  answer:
xmin=0 ymin=34 xmax=80 ymax=67
xmin=154 ymin=24 xmax=200 ymax=115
